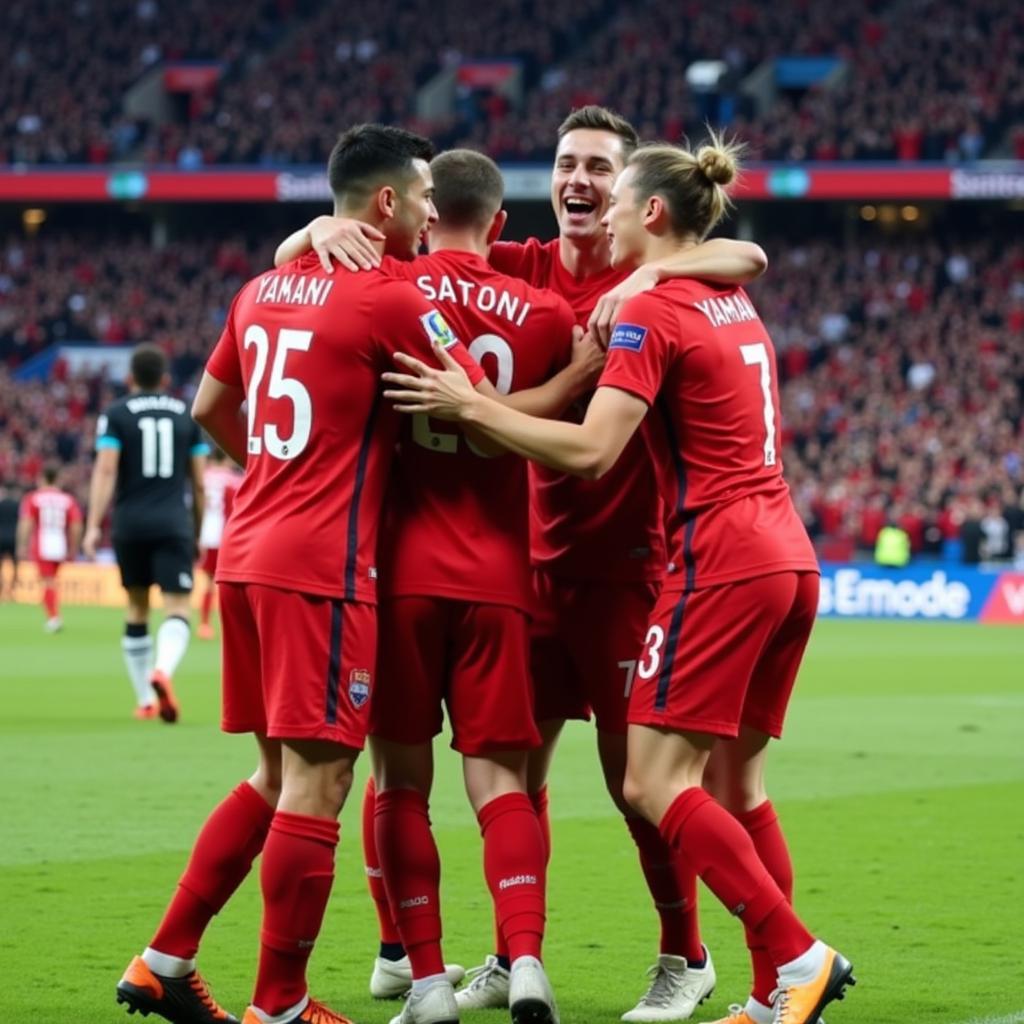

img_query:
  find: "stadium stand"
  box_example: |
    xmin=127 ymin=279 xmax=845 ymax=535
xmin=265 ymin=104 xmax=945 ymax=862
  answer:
xmin=2 ymin=0 xmax=1020 ymax=165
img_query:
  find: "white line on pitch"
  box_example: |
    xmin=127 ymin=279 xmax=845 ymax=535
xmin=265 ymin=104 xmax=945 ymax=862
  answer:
xmin=952 ymin=1013 xmax=1024 ymax=1024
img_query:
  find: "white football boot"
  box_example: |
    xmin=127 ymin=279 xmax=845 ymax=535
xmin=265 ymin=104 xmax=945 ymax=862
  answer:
xmin=509 ymin=955 xmax=559 ymax=1024
xmin=621 ymin=948 xmax=716 ymax=1022
xmin=371 ymin=956 xmax=466 ymax=999
xmin=388 ymin=979 xmax=459 ymax=1024
xmin=453 ymin=955 xmax=510 ymax=1010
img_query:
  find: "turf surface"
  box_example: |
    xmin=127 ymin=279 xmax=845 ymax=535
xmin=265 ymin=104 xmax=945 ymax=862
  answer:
xmin=1 ymin=604 xmax=1022 ymax=1024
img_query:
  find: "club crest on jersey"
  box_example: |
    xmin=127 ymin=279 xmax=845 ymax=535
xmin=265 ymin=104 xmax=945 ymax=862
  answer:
xmin=609 ymin=323 xmax=648 ymax=352
xmin=348 ymin=669 xmax=371 ymax=709
xmin=419 ymin=310 xmax=458 ymax=349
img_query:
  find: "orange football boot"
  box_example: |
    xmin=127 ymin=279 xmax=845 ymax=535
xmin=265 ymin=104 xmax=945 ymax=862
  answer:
xmin=116 ymin=955 xmax=238 ymax=1023
xmin=241 ymin=998 xmax=356 ymax=1024
xmin=150 ymin=670 xmax=180 ymax=723
xmin=772 ymin=947 xmax=854 ymax=1024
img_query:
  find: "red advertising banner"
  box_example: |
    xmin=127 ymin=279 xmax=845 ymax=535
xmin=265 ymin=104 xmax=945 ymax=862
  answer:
xmin=1 ymin=164 xmax=1022 ymax=203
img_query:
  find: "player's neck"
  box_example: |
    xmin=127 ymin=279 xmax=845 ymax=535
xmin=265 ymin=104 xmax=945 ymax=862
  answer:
xmin=641 ymin=236 xmax=698 ymax=266
xmin=427 ymin=229 xmax=488 ymax=259
xmin=558 ymin=233 xmax=612 ymax=280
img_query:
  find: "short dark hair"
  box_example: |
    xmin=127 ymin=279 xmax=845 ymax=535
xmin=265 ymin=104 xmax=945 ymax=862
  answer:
xmin=429 ymin=149 xmax=504 ymax=228
xmin=130 ymin=343 xmax=167 ymax=390
xmin=557 ymin=105 xmax=640 ymax=157
xmin=42 ymin=462 xmax=60 ymax=486
xmin=327 ymin=124 xmax=435 ymax=207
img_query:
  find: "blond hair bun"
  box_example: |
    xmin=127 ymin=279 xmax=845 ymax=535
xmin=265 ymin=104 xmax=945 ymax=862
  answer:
xmin=696 ymin=144 xmax=737 ymax=186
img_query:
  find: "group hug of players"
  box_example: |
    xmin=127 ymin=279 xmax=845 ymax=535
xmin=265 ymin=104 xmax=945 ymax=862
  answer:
xmin=101 ymin=107 xmax=856 ymax=1024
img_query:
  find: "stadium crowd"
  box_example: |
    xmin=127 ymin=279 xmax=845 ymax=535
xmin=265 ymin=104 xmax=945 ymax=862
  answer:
xmin=2 ymin=0 xmax=1020 ymax=166
xmin=1 ymin=224 xmax=1020 ymax=560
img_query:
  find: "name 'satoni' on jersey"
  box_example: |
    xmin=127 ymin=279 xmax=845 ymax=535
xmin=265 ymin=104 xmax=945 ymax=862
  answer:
xmin=416 ymin=273 xmax=532 ymax=327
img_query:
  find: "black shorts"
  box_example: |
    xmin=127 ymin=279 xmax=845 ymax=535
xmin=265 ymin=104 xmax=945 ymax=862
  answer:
xmin=114 ymin=535 xmax=195 ymax=593
xmin=0 ymin=539 xmax=15 ymax=560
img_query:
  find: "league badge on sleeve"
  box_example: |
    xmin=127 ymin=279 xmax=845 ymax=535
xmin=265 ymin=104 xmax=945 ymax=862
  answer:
xmin=609 ymin=323 xmax=648 ymax=352
xmin=348 ymin=668 xmax=371 ymax=709
xmin=420 ymin=310 xmax=459 ymax=349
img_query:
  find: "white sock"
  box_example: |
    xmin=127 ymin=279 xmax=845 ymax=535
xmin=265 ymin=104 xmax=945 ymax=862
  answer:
xmin=121 ymin=633 xmax=156 ymax=706
xmin=777 ymin=939 xmax=827 ymax=987
xmin=744 ymin=996 xmax=774 ymax=1024
xmin=141 ymin=946 xmax=194 ymax=978
xmin=411 ymin=973 xmax=449 ymax=994
xmin=248 ymin=995 xmax=309 ymax=1024
xmin=155 ymin=615 xmax=191 ymax=678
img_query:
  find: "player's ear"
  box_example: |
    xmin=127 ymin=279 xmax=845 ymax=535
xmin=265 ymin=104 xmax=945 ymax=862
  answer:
xmin=376 ymin=185 xmax=398 ymax=221
xmin=643 ymin=194 xmax=665 ymax=230
xmin=486 ymin=209 xmax=508 ymax=246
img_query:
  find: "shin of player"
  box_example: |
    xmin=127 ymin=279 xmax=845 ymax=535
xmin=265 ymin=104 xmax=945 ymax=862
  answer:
xmin=383 ymin=135 xmax=856 ymax=1024
xmin=84 ymin=344 xmax=206 ymax=722
xmin=17 ymin=463 xmax=82 ymax=632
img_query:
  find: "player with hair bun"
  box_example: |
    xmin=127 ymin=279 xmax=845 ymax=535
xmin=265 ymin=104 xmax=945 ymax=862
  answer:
xmin=381 ymin=133 xmax=856 ymax=1024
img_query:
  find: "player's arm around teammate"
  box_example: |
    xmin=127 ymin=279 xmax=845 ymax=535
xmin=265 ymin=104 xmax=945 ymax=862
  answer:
xmin=385 ymin=137 xmax=855 ymax=1024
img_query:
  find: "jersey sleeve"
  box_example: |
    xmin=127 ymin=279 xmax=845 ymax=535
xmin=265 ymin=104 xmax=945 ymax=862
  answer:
xmin=189 ymin=418 xmax=210 ymax=457
xmin=490 ymin=240 xmax=545 ymax=285
xmin=66 ymin=496 xmax=83 ymax=524
xmin=596 ymin=293 xmax=672 ymax=406
xmin=95 ymin=407 xmax=124 ymax=451
xmin=375 ymin=281 xmax=486 ymax=386
xmin=18 ymin=493 xmax=37 ymax=524
xmin=547 ymin=295 xmax=577 ymax=374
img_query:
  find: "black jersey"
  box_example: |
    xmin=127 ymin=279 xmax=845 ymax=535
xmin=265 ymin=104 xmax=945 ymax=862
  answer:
xmin=96 ymin=391 xmax=209 ymax=541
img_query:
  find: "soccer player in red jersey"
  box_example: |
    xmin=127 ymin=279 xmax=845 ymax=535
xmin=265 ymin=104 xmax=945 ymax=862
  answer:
xmin=195 ymin=448 xmax=242 ymax=639
xmin=381 ymin=136 xmax=856 ymax=1024
xmin=114 ymin=124 xmax=485 ymax=1024
xmin=284 ymin=107 xmax=765 ymax=1020
xmin=16 ymin=463 xmax=82 ymax=632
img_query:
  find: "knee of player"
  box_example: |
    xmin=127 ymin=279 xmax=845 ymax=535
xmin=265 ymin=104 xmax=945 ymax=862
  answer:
xmin=621 ymin=769 xmax=654 ymax=822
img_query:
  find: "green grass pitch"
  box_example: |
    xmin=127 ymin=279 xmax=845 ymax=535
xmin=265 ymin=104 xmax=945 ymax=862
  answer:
xmin=1 ymin=604 xmax=1022 ymax=1024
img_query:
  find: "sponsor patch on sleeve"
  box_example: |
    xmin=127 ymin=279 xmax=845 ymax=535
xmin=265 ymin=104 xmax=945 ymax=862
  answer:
xmin=608 ymin=323 xmax=648 ymax=352
xmin=419 ymin=310 xmax=459 ymax=349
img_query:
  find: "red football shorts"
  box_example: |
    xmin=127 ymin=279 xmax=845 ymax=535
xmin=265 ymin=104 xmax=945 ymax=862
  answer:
xmin=628 ymin=571 xmax=819 ymax=739
xmin=35 ymin=560 xmax=62 ymax=578
xmin=219 ymin=582 xmax=376 ymax=748
xmin=199 ymin=547 xmax=219 ymax=575
xmin=531 ymin=570 xmax=660 ymax=735
xmin=371 ymin=596 xmax=540 ymax=756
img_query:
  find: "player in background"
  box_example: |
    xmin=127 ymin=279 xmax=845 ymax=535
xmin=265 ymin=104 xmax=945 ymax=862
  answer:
xmin=196 ymin=447 xmax=242 ymax=640
xmin=283 ymin=107 xmax=764 ymax=1022
xmin=0 ymin=480 xmax=21 ymax=599
xmin=83 ymin=344 xmax=207 ymax=722
xmin=16 ymin=463 xmax=82 ymax=631
xmin=382 ymin=135 xmax=856 ymax=1024
xmin=114 ymin=124 xmax=488 ymax=1024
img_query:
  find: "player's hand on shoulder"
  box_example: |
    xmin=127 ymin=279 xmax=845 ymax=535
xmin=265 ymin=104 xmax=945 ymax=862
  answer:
xmin=309 ymin=215 xmax=384 ymax=273
xmin=588 ymin=265 xmax=660 ymax=348
xmin=82 ymin=525 xmax=101 ymax=560
xmin=570 ymin=326 xmax=606 ymax=387
xmin=383 ymin=344 xmax=477 ymax=421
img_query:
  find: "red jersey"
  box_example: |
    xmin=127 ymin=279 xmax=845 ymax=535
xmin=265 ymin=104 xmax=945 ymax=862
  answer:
xmin=21 ymin=487 xmax=81 ymax=562
xmin=378 ymin=249 xmax=575 ymax=610
xmin=199 ymin=463 xmax=242 ymax=550
xmin=205 ymin=252 xmax=484 ymax=603
xmin=599 ymin=280 xmax=819 ymax=594
xmin=491 ymin=237 xmax=665 ymax=582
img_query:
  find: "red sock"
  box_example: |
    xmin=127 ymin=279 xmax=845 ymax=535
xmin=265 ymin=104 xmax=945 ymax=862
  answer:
xmin=492 ymin=787 xmax=551 ymax=960
xmin=151 ymin=782 xmax=274 ymax=959
xmin=375 ymin=788 xmax=444 ymax=979
xmin=362 ymin=778 xmax=401 ymax=945
xmin=738 ymin=801 xmax=794 ymax=1004
xmin=626 ymin=816 xmax=703 ymax=962
xmin=43 ymin=584 xmax=58 ymax=619
xmin=253 ymin=811 xmax=339 ymax=1015
xmin=200 ymin=588 xmax=214 ymax=626
xmin=479 ymin=793 xmax=546 ymax=962
xmin=659 ymin=788 xmax=812 ymax=966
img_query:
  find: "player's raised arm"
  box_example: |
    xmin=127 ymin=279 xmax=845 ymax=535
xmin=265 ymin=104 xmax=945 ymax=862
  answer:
xmin=589 ymin=238 xmax=767 ymax=346
xmin=384 ymin=342 xmax=647 ymax=479
xmin=274 ymin=214 xmax=385 ymax=272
